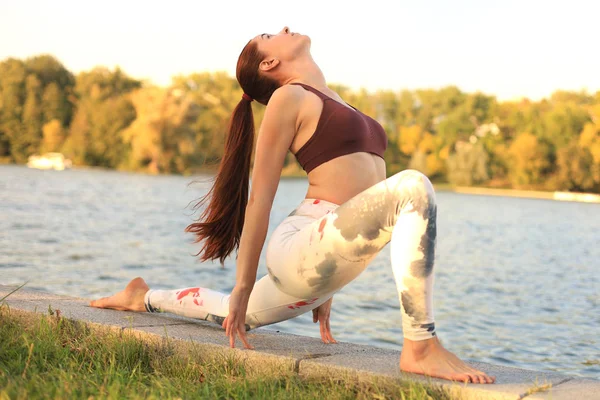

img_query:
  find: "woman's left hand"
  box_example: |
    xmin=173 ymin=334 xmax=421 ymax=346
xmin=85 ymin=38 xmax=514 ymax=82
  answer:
xmin=312 ymin=297 xmax=337 ymax=344
xmin=222 ymin=285 xmax=254 ymax=349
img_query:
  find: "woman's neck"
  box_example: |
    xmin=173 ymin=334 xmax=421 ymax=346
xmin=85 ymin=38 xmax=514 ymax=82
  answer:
xmin=281 ymin=56 xmax=327 ymax=89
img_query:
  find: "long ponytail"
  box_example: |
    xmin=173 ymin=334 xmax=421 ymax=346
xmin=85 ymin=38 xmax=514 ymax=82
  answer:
xmin=186 ymin=40 xmax=279 ymax=265
xmin=185 ymin=99 xmax=254 ymax=264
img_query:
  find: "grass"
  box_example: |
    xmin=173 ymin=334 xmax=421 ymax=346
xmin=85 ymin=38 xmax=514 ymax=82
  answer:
xmin=0 ymin=305 xmax=456 ymax=400
xmin=523 ymin=377 xmax=553 ymax=397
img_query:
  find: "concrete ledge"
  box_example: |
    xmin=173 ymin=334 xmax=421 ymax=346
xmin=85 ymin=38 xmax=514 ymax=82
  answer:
xmin=1 ymin=285 xmax=597 ymax=400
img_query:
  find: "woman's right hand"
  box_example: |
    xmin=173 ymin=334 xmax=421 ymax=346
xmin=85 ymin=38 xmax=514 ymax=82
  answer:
xmin=222 ymin=285 xmax=254 ymax=349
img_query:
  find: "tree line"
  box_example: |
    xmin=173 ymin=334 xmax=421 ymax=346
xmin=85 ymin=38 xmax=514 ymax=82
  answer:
xmin=1 ymin=55 xmax=599 ymax=193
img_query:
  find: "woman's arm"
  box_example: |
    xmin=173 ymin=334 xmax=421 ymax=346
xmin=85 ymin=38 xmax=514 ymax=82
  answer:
xmin=235 ymin=85 xmax=303 ymax=291
xmin=223 ymin=84 xmax=304 ymax=348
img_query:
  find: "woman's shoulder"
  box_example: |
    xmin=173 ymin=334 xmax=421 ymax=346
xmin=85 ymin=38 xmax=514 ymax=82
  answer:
xmin=261 ymin=85 xmax=307 ymax=128
xmin=268 ymin=84 xmax=307 ymax=108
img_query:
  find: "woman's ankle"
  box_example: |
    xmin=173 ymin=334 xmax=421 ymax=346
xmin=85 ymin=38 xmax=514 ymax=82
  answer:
xmin=402 ymin=336 xmax=440 ymax=359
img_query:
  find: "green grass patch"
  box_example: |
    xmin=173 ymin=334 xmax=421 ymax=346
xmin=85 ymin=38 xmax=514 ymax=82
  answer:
xmin=0 ymin=306 xmax=455 ymax=399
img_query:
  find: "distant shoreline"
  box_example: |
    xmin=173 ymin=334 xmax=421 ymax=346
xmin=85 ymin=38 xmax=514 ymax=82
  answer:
xmin=4 ymin=163 xmax=600 ymax=203
xmin=444 ymin=186 xmax=600 ymax=204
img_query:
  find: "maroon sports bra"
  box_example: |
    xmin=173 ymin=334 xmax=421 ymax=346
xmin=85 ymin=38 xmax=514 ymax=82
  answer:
xmin=291 ymin=83 xmax=388 ymax=173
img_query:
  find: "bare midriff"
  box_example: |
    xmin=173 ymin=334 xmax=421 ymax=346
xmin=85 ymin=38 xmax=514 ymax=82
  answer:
xmin=303 ymin=152 xmax=387 ymax=206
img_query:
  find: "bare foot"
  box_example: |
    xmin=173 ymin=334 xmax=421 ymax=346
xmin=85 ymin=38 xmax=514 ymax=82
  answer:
xmin=400 ymin=336 xmax=496 ymax=384
xmin=89 ymin=277 xmax=149 ymax=312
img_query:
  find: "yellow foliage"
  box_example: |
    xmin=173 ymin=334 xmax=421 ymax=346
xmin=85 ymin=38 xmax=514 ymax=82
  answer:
xmin=426 ymin=153 xmax=445 ymax=176
xmin=579 ymin=123 xmax=600 ymax=164
xmin=590 ymin=143 xmax=600 ymax=164
xmin=579 ymin=122 xmax=599 ymax=147
xmin=493 ymin=143 xmax=508 ymax=158
xmin=398 ymin=125 xmax=423 ymax=155
xmin=121 ymin=86 xmax=198 ymax=173
xmin=418 ymin=132 xmax=436 ymax=153
xmin=438 ymin=146 xmax=450 ymax=161
xmin=508 ymin=132 xmax=551 ymax=185
xmin=178 ymin=138 xmax=195 ymax=156
xmin=510 ymin=132 xmax=537 ymax=157
xmin=41 ymin=119 xmax=64 ymax=153
xmin=588 ymin=104 xmax=600 ymax=122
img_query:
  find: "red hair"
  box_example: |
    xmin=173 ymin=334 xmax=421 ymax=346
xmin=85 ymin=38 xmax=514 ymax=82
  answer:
xmin=186 ymin=40 xmax=280 ymax=264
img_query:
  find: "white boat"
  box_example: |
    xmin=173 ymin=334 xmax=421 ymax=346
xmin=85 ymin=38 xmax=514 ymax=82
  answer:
xmin=27 ymin=153 xmax=73 ymax=170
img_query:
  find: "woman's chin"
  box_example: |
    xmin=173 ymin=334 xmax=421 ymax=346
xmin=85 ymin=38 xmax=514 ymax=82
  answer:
xmin=298 ymin=35 xmax=311 ymax=51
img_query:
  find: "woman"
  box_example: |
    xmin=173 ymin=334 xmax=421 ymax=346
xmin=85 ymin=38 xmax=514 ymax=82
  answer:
xmin=91 ymin=27 xmax=495 ymax=384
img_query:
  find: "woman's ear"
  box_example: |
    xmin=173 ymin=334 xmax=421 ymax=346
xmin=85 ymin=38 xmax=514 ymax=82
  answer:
xmin=259 ymin=57 xmax=280 ymax=72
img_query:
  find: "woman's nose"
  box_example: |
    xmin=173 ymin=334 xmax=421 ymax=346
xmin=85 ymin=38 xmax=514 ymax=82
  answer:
xmin=281 ymin=26 xmax=290 ymax=34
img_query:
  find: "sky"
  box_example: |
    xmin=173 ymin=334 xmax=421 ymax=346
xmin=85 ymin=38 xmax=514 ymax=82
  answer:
xmin=1 ymin=0 xmax=598 ymax=101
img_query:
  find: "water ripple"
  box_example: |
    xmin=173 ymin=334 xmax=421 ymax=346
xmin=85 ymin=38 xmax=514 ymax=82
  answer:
xmin=1 ymin=165 xmax=598 ymax=379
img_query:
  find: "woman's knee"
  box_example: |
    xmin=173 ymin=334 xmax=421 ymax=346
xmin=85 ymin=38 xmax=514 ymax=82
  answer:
xmin=387 ymin=169 xmax=436 ymax=217
xmin=330 ymin=169 xmax=435 ymax=242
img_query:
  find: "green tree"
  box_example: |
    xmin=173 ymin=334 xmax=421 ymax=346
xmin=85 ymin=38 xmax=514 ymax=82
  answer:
xmin=122 ymin=86 xmax=200 ymax=174
xmin=508 ymin=132 xmax=553 ymax=187
xmin=0 ymin=59 xmax=27 ymax=161
xmin=171 ymin=72 xmax=250 ymax=168
xmin=42 ymin=82 xmax=70 ymax=126
xmin=446 ymin=141 xmax=490 ymax=186
xmin=541 ymin=102 xmax=590 ymax=149
xmin=556 ymin=141 xmax=598 ymax=192
xmin=0 ymin=56 xmax=74 ymax=162
xmin=64 ymin=67 xmax=140 ymax=167
xmin=20 ymin=74 xmax=44 ymax=162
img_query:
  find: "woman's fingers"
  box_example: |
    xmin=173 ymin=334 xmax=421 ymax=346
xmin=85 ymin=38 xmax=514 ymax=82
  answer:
xmin=223 ymin=313 xmax=254 ymax=350
xmin=326 ymin=318 xmax=337 ymax=343
xmin=224 ymin=316 xmax=230 ymax=338
xmin=319 ymin=315 xmax=333 ymax=343
xmin=238 ymin=325 xmax=254 ymax=350
xmin=223 ymin=314 xmax=237 ymax=348
xmin=318 ymin=314 xmax=337 ymax=344
xmin=228 ymin=316 xmax=236 ymax=348
xmin=319 ymin=317 xmax=328 ymax=343
xmin=229 ymin=327 xmax=236 ymax=348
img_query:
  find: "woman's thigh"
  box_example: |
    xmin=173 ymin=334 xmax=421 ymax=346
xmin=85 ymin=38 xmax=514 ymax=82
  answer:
xmin=267 ymin=169 xmax=435 ymax=299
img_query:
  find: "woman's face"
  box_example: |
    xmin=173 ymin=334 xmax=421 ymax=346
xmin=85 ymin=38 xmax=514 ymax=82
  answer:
xmin=254 ymin=26 xmax=310 ymax=63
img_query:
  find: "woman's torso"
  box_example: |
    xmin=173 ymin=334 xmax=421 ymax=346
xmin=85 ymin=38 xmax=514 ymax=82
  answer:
xmin=288 ymin=84 xmax=387 ymax=205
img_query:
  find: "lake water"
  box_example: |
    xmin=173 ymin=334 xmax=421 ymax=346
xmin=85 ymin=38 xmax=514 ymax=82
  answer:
xmin=1 ymin=165 xmax=598 ymax=379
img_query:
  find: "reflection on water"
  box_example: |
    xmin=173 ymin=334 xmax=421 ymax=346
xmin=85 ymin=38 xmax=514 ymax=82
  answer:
xmin=1 ymin=165 xmax=598 ymax=379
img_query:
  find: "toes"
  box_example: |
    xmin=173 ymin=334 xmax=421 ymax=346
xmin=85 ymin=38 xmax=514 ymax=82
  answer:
xmin=472 ymin=370 xmax=494 ymax=384
xmin=480 ymin=372 xmax=496 ymax=384
xmin=90 ymin=296 xmax=113 ymax=309
xmin=91 ymin=298 xmax=104 ymax=308
xmin=466 ymin=367 xmax=491 ymax=384
xmin=454 ymin=373 xmax=471 ymax=383
xmin=469 ymin=373 xmax=487 ymax=384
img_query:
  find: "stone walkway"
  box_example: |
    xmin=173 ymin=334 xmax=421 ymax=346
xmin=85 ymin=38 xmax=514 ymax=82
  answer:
xmin=1 ymin=285 xmax=597 ymax=400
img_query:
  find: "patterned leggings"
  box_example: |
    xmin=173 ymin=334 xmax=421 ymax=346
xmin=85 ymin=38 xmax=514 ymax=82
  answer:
xmin=144 ymin=169 xmax=437 ymax=341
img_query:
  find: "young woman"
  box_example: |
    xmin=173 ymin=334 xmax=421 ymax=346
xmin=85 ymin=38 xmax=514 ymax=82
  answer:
xmin=91 ymin=27 xmax=495 ymax=384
